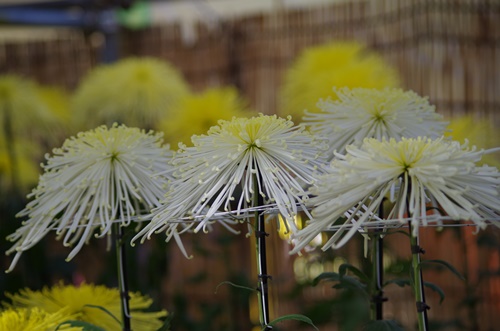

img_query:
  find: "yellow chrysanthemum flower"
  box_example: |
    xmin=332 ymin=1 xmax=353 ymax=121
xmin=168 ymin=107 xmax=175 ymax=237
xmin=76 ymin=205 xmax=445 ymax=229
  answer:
xmin=279 ymin=41 xmax=399 ymax=121
xmin=158 ymin=86 xmax=255 ymax=147
xmin=0 ymin=136 xmax=40 ymax=193
xmin=36 ymin=85 xmax=72 ymax=134
xmin=0 ymin=307 xmax=81 ymax=331
xmin=0 ymin=76 xmax=66 ymax=194
xmin=446 ymin=115 xmax=500 ymax=167
xmin=72 ymin=57 xmax=190 ymax=131
xmin=5 ymin=283 xmax=167 ymax=331
xmin=0 ymin=75 xmax=61 ymax=140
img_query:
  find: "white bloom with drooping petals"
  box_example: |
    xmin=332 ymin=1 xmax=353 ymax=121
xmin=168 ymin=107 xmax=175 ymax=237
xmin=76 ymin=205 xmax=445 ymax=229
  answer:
xmin=133 ymin=114 xmax=328 ymax=257
xmin=291 ymin=137 xmax=500 ymax=254
xmin=304 ymin=88 xmax=448 ymax=158
xmin=6 ymin=124 xmax=173 ymax=272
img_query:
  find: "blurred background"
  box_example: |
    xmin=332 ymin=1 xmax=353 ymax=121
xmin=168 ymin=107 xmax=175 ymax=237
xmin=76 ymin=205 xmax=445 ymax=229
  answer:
xmin=0 ymin=0 xmax=499 ymax=330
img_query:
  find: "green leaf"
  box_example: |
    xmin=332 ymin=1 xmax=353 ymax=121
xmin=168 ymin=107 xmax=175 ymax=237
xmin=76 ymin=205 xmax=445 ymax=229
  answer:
xmin=424 ymin=281 xmax=445 ymax=304
xmin=383 ymin=278 xmax=411 ymax=288
xmin=214 ymin=281 xmax=257 ymax=294
xmin=333 ymin=276 xmax=368 ymax=293
xmin=363 ymin=320 xmax=405 ymax=331
xmin=56 ymin=320 xmax=107 ymax=331
xmin=339 ymin=263 xmax=370 ymax=283
xmin=83 ymin=304 xmax=121 ymax=325
xmin=419 ymin=259 xmax=465 ymax=280
xmin=312 ymin=272 xmax=341 ymax=286
xmin=265 ymin=314 xmax=319 ymax=331
xmin=157 ymin=313 xmax=174 ymax=331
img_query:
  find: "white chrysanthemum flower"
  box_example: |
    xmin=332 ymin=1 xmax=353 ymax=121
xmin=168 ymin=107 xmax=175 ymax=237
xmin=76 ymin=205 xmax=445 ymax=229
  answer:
xmin=6 ymin=124 xmax=173 ymax=272
xmin=291 ymin=137 xmax=500 ymax=254
xmin=304 ymin=87 xmax=448 ymax=158
xmin=133 ymin=115 xmax=328 ymax=257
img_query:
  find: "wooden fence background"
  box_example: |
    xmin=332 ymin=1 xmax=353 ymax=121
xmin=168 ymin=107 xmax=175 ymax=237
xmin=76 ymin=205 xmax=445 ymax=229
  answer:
xmin=1 ymin=0 xmax=499 ymax=330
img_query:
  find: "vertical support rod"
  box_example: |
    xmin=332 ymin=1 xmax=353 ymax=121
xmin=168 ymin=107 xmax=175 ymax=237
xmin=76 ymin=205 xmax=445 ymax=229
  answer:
xmin=256 ymin=213 xmax=272 ymax=330
xmin=373 ymin=201 xmax=386 ymax=320
xmin=114 ymin=223 xmax=131 ymax=331
xmin=253 ymin=174 xmax=272 ymax=330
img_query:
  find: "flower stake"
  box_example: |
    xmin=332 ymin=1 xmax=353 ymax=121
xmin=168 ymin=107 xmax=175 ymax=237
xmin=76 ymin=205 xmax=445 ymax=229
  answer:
xmin=114 ymin=222 xmax=132 ymax=331
xmin=372 ymin=202 xmax=387 ymax=321
xmin=253 ymin=178 xmax=272 ymax=330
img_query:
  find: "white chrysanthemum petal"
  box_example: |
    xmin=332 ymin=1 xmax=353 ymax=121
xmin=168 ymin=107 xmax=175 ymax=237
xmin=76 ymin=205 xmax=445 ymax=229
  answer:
xmin=304 ymin=88 xmax=448 ymax=158
xmin=132 ymin=115 xmax=328 ymax=256
xmin=290 ymin=137 xmax=500 ymax=254
xmin=6 ymin=124 xmax=173 ymax=272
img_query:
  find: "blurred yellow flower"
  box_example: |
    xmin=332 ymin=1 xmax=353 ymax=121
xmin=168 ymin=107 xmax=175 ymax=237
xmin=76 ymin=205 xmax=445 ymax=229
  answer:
xmin=36 ymin=85 xmax=72 ymax=134
xmin=279 ymin=41 xmax=399 ymax=121
xmin=5 ymin=283 xmax=167 ymax=331
xmin=72 ymin=57 xmax=190 ymax=131
xmin=158 ymin=86 xmax=254 ymax=147
xmin=0 ymin=136 xmax=40 ymax=193
xmin=0 ymin=75 xmax=61 ymax=139
xmin=0 ymin=307 xmax=81 ymax=331
xmin=446 ymin=115 xmax=500 ymax=167
xmin=0 ymin=75 xmax=65 ymax=194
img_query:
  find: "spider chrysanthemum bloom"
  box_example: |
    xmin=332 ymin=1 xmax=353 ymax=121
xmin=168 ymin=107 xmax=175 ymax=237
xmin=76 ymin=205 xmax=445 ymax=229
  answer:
xmin=72 ymin=57 xmax=190 ymax=131
xmin=305 ymin=87 xmax=448 ymax=158
xmin=0 ymin=307 xmax=80 ymax=331
xmin=6 ymin=124 xmax=173 ymax=272
xmin=158 ymin=86 xmax=255 ymax=147
xmin=133 ymin=114 xmax=328 ymax=256
xmin=279 ymin=41 xmax=399 ymax=121
xmin=291 ymin=137 xmax=500 ymax=254
xmin=4 ymin=283 xmax=167 ymax=331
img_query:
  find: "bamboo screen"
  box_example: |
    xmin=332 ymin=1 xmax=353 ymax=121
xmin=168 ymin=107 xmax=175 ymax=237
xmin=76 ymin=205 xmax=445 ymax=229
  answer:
xmin=1 ymin=0 xmax=499 ymax=330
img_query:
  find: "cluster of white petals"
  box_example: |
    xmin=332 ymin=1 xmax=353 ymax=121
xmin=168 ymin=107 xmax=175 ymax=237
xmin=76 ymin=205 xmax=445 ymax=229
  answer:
xmin=291 ymin=137 xmax=500 ymax=254
xmin=133 ymin=114 xmax=328 ymax=257
xmin=304 ymin=87 xmax=448 ymax=159
xmin=6 ymin=124 xmax=173 ymax=272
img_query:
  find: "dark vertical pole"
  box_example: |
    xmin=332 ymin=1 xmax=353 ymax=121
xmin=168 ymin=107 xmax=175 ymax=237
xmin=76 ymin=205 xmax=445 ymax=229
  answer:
xmin=114 ymin=223 xmax=131 ymax=331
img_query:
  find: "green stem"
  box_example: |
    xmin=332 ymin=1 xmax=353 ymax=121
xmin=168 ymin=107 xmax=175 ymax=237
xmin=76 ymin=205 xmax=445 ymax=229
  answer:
xmin=114 ymin=222 xmax=131 ymax=331
xmin=253 ymin=176 xmax=272 ymax=330
xmin=405 ymin=177 xmax=429 ymax=331
xmin=409 ymin=223 xmax=429 ymax=331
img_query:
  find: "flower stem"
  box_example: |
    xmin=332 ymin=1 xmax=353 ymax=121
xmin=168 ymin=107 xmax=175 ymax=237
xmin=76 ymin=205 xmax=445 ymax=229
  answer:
xmin=114 ymin=222 xmax=132 ymax=331
xmin=408 ymin=222 xmax=429 ymax=331
xmin=253 ymin=177 xmax=272 ymax=330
